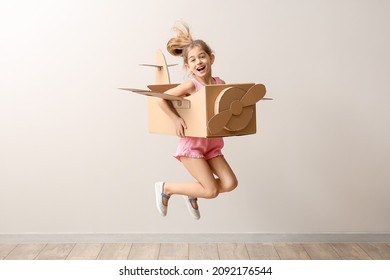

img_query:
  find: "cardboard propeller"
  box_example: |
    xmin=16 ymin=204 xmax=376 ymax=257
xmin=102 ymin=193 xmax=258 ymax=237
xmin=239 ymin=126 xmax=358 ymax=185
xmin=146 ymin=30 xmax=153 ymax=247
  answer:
xmin=208 ymin=84 xmax=267 ymax=133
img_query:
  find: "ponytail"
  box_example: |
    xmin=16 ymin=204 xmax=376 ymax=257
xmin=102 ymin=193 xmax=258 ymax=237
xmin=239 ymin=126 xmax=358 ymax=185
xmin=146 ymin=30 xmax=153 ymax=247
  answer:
xmin=166 ymin=21 xmax=213 ymax=65
xmin=166 ymin=21 xmax=193 ymax=57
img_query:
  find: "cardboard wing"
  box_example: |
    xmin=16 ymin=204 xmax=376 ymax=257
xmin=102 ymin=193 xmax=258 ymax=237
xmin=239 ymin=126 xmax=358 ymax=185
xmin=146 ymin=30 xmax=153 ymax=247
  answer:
xmin=119 ymin=85 xmax=190 ymax=109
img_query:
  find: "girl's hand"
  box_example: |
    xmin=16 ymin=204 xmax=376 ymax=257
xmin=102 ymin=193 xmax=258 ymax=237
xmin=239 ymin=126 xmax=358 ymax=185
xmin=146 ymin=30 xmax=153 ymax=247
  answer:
xmin=175 ymin=117 xmax=187 ymax=138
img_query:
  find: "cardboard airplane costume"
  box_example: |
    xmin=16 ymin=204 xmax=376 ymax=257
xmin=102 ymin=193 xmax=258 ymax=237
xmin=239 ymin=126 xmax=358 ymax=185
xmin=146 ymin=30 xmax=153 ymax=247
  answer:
xmin=120 ymin=49 xmax=270 ymax=137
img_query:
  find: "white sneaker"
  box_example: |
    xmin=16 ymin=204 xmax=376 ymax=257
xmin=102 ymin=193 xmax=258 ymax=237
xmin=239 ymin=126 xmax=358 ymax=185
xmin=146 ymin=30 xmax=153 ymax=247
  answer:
xmin=155 ymin=182 xmax=169 ymax=216
xmin=182 ymin=196 xmax=200 ymax=220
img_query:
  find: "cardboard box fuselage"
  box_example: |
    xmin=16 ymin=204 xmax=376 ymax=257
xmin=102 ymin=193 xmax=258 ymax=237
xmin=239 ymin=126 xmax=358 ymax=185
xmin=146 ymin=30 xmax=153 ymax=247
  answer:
xmin=148 ymin=83 xmax=257 ymax=138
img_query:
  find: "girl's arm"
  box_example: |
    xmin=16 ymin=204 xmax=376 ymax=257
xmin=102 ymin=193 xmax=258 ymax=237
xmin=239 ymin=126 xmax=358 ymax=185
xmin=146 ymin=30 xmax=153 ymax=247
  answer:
xmin=157 ymin=80 xmax=195 ymax=138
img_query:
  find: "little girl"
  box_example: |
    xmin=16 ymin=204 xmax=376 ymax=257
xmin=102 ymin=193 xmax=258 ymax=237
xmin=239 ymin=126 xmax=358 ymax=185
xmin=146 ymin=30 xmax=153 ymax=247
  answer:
xmin=155 ymin=22 xmax=238 ymax=219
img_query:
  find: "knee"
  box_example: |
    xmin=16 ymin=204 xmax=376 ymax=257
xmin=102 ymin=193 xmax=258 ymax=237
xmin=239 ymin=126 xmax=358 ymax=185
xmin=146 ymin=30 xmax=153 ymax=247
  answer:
xmin=224 ymin=177 xmax=238 ymax=193
xmin=204 ymin=189 xmax=219 ymax=199
xmin=230 ymin=178 xmax=239 ymax=191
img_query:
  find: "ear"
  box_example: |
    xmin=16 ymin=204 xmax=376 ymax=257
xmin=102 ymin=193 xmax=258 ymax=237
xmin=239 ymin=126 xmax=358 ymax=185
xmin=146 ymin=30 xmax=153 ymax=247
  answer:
xmin=210 ymin=53 xmax=215 ymax=65
xmin=184 ymin=63 xmax=194 ymax=76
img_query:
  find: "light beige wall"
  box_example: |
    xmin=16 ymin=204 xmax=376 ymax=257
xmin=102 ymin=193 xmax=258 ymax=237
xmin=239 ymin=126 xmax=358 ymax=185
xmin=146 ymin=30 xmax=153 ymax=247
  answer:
xmin=1 ymin=0 xmax=389 ymax=234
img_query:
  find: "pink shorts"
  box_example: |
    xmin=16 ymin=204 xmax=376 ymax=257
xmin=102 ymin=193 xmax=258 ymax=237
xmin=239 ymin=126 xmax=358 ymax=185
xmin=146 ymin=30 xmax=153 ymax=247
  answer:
xmin=174 ymin=137 xmax=224 ymax=161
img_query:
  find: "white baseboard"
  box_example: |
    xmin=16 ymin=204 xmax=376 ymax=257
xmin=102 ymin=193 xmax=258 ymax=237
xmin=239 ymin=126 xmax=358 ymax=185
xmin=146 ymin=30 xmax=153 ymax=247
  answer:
xmin=1 ymin=232 xmax=390 ymax=243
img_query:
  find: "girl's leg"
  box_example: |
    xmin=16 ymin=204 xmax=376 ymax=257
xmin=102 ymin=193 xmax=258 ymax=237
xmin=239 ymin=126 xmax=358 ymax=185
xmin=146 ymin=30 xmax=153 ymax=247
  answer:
xmin=163 ymin=157 xmax=220 ymax=199
xmin=208 ymin=156 xmax=238 ymax=193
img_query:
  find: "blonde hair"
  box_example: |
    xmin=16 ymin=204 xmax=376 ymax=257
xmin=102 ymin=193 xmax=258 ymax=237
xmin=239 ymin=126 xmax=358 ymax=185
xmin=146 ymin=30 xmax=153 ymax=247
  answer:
xmin=167 ymin=22 xmax=213 ymax=65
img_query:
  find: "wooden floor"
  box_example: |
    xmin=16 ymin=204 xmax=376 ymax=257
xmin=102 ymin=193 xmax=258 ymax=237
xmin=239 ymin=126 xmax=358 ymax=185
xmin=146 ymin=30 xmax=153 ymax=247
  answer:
xmin=1 ymin=243 xmax=390 ymax=260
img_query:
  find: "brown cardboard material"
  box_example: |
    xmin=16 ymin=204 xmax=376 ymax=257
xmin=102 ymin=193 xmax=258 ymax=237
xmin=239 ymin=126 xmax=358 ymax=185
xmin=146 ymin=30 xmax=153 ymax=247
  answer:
xmin=147 ymin=83 xmax=266 ymax=137
xmin=120 ymin=49 xmax=269 ymax=138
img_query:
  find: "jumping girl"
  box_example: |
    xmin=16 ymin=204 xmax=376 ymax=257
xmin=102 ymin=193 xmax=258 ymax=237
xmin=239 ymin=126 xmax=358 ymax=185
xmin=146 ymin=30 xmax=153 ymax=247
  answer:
xmin=155 ymin=22 xmax=238 ymax=219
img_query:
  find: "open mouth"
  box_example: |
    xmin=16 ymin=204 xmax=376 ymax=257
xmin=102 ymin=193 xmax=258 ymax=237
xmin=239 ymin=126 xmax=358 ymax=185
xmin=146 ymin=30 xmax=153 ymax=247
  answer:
xmin=196 ymin=65 xmax=206 ymax=72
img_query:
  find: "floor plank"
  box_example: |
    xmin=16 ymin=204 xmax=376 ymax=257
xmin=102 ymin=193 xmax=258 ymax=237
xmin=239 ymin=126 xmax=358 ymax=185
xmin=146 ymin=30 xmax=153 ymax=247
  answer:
xmin=358 ymin=243 xmax=390 ymax=260
xmin=189 ymin=243 xmax=219 ymax=260
xmin=0 ymin=244 xmax=18 ymax=260
xmin=128 ymin=243 xmax=160 ymax=260
xmin=218 ymin=243 xmax=250 ymax=260
xmin=302 ymin=243 xmax=341 ymax=260
xmin=246 ymin=243 xmax=280 ymax=260
xmin=97 ymin=243 xmax=132 ymax=260
xmin=36 ymin=243 xmax=75 ymax=260
xmin=331 ymin=243 xmax=371 ymax=260
xmin=159 ymin=243 xmax=188 ymax=260
xmin=66 ymin=243 xmax=103 ymax=260
xmin=274 ymin=243 xmax=311 ymax=260
xmin=1 ymin=242 xmax=389 ymax=260
xmin=4 ymin=244 xmax=46 ymax=260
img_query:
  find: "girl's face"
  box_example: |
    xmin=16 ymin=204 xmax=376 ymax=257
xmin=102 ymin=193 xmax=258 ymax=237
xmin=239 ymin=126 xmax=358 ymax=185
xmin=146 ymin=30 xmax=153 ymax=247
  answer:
xmin=185 ymin=46 xmax=215 ymax=79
